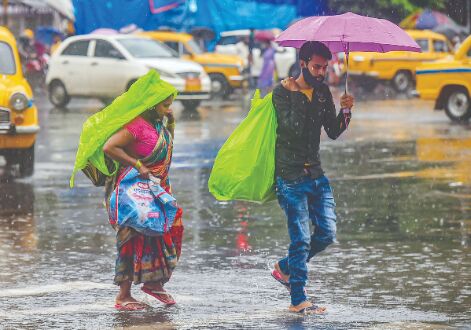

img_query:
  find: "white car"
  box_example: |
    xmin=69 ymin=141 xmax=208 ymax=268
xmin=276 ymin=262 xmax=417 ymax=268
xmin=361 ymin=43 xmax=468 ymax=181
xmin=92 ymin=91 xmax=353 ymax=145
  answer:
xmin=215 ymin=30 xmax=298 ymax=79
xmin=46 ymin=34 xmax=211 ymax=109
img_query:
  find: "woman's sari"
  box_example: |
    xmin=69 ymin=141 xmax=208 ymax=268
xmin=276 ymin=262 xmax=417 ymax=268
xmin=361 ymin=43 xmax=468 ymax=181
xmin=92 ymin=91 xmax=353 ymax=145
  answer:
xmin=106 ymin=121 xmax=183 ymax=285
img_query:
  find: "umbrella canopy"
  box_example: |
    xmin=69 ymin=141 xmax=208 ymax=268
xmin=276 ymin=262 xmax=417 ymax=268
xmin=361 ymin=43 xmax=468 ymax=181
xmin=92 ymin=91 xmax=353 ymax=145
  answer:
xmin=400 ymin=9 xmax=458 ymax=30
xmin=275 ymin=12 xmax=421 ymax=93
xmin=255 ymin=30 xmax=275 ymax=42
xmin=275 ymin=12 xmax=421 ymax=53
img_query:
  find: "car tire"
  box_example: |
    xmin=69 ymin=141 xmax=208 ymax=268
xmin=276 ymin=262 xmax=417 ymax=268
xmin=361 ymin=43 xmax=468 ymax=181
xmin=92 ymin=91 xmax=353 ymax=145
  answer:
xmin=181 ymin=100 xmax=201 ymax=111
xmin=444 ymin=88 xmax=471 ymax=122
xmin=49 ymin=80 xmax=70 ymax=107
xmin=209 ymin=73 xmax=230 ymax=98
xmin=100 ymin=98 xmax=114 ymax=106
xmin=18 ymin=144 xmax=35 ymax=177
xmin=126 ymin=79 xmax=137 ymax=91
xmin=392 ymin=70 xmax=413 ymax=93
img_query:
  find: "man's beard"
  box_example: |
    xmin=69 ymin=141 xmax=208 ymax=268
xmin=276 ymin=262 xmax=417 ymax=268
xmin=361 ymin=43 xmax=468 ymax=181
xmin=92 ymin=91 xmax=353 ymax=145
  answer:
xmin=302 ymin=68 xmax=325 ymax=89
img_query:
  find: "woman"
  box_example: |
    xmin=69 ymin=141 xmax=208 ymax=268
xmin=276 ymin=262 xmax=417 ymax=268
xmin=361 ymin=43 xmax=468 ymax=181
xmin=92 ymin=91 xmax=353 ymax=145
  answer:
xmin=256 ymin=40 xmax=276 ymax=97
xmin=103 ymin=95 xmax=183 ymax=311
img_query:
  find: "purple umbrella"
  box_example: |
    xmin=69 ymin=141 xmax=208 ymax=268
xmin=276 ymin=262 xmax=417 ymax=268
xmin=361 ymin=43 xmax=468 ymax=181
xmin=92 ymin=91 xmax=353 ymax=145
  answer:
xmin=275 ymin=12 xmax=421 ymax=92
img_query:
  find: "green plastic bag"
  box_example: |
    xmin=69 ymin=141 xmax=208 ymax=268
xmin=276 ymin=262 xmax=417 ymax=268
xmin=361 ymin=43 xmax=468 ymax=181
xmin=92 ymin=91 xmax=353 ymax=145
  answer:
xmin=70 ymin=70 xmax=177 ymax=187
xmin=208 ymin=90 xmax=278 ymax=203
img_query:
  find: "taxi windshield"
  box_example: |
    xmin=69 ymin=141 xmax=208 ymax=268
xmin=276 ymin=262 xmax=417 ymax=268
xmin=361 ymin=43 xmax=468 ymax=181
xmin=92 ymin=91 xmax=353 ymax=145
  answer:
xmin=0 ymin=42 xmax=16 ymax=74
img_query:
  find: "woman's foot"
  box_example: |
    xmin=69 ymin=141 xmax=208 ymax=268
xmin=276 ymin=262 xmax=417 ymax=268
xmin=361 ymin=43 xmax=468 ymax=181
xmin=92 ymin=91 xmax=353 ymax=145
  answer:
xmin=141 ymin=282 xmax=176 ymax=305
xmin=115 ymin=296 xmax=147 ymax=311
xmin=288 ymin=300 xmax=326 ymax=314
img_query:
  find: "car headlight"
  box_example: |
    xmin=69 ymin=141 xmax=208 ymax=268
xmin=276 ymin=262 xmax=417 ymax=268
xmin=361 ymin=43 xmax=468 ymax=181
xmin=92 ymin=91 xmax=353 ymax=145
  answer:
xmin=10 ymin=93 xmax=31 ymax=111
xmin=353 ymin=55 xmax=365 ymax=62
xmin=147 ymin=67 xmax=176 ymax=79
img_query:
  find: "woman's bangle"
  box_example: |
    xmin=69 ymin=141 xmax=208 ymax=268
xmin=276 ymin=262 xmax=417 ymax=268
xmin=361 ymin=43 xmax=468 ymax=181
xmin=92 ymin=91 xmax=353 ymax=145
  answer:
xmin=134 ymin=159 xmax=142 ymax=170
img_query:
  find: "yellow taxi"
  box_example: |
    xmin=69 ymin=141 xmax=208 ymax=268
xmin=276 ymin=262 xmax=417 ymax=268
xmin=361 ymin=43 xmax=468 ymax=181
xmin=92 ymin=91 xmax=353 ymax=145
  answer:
xmin=140 ymin=31 xmax=246 ymax=98
xmin=415 ymin=35 xmax=471 ymax=122
xmin=0 ymin=27 xmax=39 ymax=177
xmin=348 ymin=30 xmax=452 ymax=92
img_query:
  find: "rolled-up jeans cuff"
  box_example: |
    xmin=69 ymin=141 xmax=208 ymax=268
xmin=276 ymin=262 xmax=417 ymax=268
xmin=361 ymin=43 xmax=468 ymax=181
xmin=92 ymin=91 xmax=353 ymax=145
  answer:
xmin=290 ymin=283 xmax=307 ymax=306
xmin=278 ymin=258 xmax=290 ymax=275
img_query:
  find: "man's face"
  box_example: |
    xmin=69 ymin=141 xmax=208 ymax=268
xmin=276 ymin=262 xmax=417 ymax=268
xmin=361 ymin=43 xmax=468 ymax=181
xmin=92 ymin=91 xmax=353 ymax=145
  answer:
xmin=301 ymin=54 xmax=329 ymax=81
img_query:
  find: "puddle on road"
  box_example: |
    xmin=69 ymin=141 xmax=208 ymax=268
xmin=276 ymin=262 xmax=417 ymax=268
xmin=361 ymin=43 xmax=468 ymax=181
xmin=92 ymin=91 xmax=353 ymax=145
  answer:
xmin=0 ymin=98 xmax=470 ymax=328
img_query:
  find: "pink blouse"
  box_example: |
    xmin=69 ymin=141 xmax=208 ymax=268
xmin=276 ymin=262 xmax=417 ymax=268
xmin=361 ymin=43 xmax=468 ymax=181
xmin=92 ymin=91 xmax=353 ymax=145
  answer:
xmin=125 ymin=117 xmax=158 ymax=158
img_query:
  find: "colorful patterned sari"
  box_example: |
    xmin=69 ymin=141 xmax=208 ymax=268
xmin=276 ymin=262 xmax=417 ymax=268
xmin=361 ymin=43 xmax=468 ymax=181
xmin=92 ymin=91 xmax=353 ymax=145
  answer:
xmin=106 ymin=121 xmax=183 ymax=285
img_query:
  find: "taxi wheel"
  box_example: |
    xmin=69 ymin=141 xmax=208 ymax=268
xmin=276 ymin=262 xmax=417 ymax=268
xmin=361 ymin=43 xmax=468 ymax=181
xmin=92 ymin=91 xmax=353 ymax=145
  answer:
xmin=392 ymin=71 xmax=413 ymax=93
xmin=209 ymin=74 xmax=230 ymax=98
xmin=444 ymin=88 xmax=471 ymax=122
xmin=49 ymin=80 xmax=70 ymax=108
xmin=181 ymin=100 xmax=201 ymax=111
xmin=18 ymin=144 xmax=35 ymax=177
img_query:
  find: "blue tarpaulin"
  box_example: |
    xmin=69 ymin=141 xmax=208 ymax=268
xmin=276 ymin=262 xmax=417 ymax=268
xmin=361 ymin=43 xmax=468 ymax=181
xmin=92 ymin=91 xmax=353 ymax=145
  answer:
xmin=73 ymin=0 xmax=328 ymax=35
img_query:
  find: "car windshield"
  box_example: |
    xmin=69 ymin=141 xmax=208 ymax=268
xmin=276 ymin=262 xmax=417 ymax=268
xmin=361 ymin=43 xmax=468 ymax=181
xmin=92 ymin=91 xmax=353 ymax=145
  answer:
xmin=118 ymin=38 xmax=175 ymax=58
xmin=0 ymin=42 xmax=16 ymax=75
xmin=186 ymin=39 xmax=203 ymax=55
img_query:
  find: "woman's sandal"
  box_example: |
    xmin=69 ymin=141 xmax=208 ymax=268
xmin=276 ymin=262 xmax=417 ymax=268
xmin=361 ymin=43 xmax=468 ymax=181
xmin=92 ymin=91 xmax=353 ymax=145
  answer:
xmin=141 ymin=286 xmax=176 ymax=305
xmin=115 ymin=301 xmax=147 ymax=311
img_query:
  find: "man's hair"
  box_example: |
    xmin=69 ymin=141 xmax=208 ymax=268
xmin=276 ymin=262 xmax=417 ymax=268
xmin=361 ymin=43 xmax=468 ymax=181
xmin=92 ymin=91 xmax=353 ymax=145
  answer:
xmin=299 ymin=41 xmax=332 ymax=62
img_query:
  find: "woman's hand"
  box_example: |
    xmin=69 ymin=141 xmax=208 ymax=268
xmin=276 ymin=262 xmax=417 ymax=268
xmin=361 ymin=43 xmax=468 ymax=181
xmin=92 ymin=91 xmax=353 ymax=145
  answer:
xmin=138 ymin=164 xmax=151 ymax=179
xmin=166 ymin=109 xmax=174 ymax=122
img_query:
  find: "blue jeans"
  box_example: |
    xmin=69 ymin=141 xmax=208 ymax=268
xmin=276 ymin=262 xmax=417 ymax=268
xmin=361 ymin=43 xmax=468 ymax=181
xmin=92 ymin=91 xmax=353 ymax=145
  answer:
xmin=276 ymin=175 xmax=337 ymax=306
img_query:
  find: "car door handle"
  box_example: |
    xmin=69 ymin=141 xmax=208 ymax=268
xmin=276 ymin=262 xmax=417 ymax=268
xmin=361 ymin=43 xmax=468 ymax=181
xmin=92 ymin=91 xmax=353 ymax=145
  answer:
xmin=91 ymin=62 xmax=98 ymax=66
xmin=62 ymin=60 xmax=69 ymax=65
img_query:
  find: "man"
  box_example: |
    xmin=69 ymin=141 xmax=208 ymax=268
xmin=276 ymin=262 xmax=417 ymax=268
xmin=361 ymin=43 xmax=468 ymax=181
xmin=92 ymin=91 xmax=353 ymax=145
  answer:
xmin=271 ymin=41 xmax=354 ymax=314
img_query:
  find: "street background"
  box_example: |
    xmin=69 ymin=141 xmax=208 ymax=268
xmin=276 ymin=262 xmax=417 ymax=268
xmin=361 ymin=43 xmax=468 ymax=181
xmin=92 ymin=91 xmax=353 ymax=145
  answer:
xmin=0 ymin=89 xmax=470 ymax=329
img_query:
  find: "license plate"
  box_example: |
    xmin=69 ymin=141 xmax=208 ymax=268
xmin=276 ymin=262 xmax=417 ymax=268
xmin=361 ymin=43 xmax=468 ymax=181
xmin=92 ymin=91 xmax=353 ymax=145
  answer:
xmin=185 ymin=78 xmax=202 ymax=92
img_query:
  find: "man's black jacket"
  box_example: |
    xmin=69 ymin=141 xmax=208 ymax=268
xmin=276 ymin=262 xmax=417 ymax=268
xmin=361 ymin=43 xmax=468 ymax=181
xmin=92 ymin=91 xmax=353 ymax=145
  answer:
xmin=272 ymin=83 xmax=351 ymax=181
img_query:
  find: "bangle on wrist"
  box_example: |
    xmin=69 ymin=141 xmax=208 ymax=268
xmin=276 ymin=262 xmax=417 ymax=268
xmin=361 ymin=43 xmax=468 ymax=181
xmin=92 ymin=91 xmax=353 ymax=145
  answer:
xmin=135 ymin=159 xmax=142 ymax=170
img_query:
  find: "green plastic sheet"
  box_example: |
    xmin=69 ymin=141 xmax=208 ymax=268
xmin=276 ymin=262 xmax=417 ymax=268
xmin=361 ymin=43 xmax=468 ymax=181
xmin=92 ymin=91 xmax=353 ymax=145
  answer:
xmin=208 ymin=90 xmax=278 ymax=203
xmin=70 ymin=70 xmax=177 ymax=187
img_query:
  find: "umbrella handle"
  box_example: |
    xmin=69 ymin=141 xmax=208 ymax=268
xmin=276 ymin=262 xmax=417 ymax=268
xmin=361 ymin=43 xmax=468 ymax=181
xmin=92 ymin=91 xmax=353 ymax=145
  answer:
xmin=344 ymin=44 xmax=349 ymax=95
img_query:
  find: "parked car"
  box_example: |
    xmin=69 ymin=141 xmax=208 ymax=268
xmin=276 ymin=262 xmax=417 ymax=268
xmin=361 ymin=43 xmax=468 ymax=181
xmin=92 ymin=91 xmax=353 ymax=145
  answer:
xmin=215 ymin=29 xmax=298 ymax=79
xmin=414 ymin=35 xmax=471 ymax=122
xmin=46 ymin=34 xmax=211 ymax=110
xmin=348 ymin=30 xmax=453 ymax=92
xmin=0 ymin=27 xmax=39 ymax=177
xmin=140 ymin=31 xmax=246 ymax=98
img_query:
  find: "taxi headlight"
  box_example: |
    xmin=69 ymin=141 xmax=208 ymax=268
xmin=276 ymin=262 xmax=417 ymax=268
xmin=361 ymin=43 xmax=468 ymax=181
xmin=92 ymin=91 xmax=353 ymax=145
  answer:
xmin=147 ymin=67 xmax=176 ymax=79
xmin=10 ymin=93 xmax=31 ymax=111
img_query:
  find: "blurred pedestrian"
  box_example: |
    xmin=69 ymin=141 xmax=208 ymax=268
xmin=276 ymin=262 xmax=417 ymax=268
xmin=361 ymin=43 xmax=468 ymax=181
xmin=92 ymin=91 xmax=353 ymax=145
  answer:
xmin=50 ymin=35 xmax=62 ymax=55
xmin=256 ymin=40 xmax=276 ymax=96
xmin=102 ymin=81 xmax=184 ymax=310
xmin=271 ymin=41 xmax=354 ymax=314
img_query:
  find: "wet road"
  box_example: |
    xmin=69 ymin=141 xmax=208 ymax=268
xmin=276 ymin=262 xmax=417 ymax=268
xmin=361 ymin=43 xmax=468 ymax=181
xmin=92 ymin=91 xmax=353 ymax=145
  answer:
xmin=0 ymin=89 xmax=470 ymax=329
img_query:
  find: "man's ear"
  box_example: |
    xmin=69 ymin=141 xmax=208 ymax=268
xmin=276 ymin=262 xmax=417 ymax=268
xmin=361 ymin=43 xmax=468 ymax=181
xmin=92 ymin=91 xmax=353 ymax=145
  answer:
xmin=300 ymin=60 xmax=307 ymax=68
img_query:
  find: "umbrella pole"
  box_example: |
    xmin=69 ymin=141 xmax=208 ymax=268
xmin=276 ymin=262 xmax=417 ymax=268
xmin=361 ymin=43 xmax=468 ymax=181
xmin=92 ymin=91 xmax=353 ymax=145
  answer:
xmin=344 ymin=43 xmax=349 ymax=95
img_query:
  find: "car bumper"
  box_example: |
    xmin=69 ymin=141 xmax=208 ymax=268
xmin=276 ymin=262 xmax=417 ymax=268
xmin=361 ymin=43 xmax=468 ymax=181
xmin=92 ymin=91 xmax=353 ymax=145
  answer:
xmin=348 ymin=71 xmax=380 ymax=77
xmin=0 ymin=124 xmax=40 ymax=135
xmin=177 ymin=92 xmax=211 ymax=100
xmin=411 ymin=90 xmax=420 ymax=98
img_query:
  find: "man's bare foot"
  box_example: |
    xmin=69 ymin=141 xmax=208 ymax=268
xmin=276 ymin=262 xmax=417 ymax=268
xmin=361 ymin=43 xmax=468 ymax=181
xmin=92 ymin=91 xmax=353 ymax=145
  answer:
xmin=289 ymin=301 xmax=326 ymax=314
